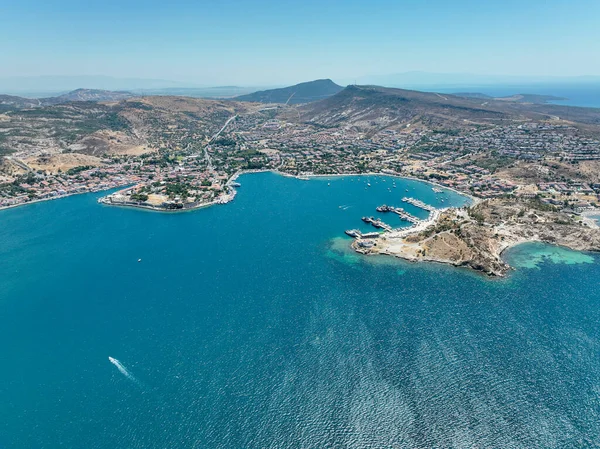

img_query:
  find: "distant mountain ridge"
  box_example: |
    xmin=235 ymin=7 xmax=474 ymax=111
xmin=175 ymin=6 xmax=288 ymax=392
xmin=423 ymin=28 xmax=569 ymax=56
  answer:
xmin=47 ymin=88 xmax=133 ymax=103
xmin=0 ymin=94 xmax=42 ymax=111
xmin=0 ymin=75 xmax=192 ymax=95
xmin=234 ymin=79 xmax=344 ymax=104
xmin=0 ymin=89 xmax=134 ymax=111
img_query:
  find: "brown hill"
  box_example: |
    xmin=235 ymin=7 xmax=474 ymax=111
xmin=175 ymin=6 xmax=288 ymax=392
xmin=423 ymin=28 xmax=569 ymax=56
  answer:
xmin=291 ymin=85 xmax=600 ymax=134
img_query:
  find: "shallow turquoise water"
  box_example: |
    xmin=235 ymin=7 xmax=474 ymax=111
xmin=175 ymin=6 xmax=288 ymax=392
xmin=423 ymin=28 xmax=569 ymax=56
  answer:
xmin=508 ymin=242 xmax=596 ymax=269
xmin=1 ymin=172 xmax=599 ymax=448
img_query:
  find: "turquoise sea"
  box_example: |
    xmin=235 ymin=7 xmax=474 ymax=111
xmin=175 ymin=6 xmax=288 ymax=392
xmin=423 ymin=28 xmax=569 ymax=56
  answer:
xmin=1 ymin=172 xmax=599 ymax=448
xmin=434 ymin=83 xmax=600 ymax=108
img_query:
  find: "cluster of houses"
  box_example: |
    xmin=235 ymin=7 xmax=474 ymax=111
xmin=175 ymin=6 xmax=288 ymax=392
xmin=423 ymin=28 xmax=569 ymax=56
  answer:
xmin=3 ymin=112 xmax=600 ymax=212
xmin=0 ymin=166 xmax=132 ymax=208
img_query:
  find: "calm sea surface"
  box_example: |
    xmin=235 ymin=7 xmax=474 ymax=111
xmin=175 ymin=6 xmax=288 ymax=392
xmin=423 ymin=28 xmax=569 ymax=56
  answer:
xmin=434 ymin=83 xmax=600 ymax=108
xmin=1 ymin=172 xmax=599 ymax=448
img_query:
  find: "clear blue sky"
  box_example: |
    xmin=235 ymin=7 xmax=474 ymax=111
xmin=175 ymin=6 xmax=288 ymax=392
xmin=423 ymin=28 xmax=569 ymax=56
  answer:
xmin=2 ymin=0 xmax=599 ymax=85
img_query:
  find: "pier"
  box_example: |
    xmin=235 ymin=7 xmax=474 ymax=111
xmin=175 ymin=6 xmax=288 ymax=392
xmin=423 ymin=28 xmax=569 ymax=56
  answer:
xmin=376 ymin=204 xmax=420 ymax=224
xmin=401 ymin=197 xmax=436 ymax=212
xmin=361 ymin=216 xmax=393 ymax=232
xmin=344 ymin=229 xmax=381 ymax=239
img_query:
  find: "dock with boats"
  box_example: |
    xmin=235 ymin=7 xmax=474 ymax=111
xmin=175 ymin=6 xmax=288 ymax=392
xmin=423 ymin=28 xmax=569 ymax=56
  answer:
xmin=402 ymin=197 xmax=435 ymax=212
xmin=361 ymin=216 xmax=393 ymax=232
xmin=344 ymin=198 xmax=440 ymax=246
xmin=375 ymin=204 xmax=420 ymax=224
xmin=345 ymin=229 xmax=382 ymax=239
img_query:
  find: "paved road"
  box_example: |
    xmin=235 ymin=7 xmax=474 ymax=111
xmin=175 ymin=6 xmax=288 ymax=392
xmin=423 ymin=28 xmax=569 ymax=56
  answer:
xmin=204 ymin=115 xmax=237 ymax=170
xmin=5 ymin=156 xmax=33 ymax=172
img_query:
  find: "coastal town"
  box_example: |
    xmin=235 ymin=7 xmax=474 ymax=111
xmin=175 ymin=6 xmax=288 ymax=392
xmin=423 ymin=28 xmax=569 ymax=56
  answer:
xmin=1 ymin=89 xmax=600 ymax=217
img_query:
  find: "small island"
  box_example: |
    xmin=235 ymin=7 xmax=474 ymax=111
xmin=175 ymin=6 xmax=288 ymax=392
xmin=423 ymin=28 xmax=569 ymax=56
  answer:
xmin=352 ymin=197 xmax=600 ymax=276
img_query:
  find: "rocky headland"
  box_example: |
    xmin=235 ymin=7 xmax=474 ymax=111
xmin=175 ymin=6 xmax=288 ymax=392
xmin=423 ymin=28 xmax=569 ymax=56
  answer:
xmin=353 ymin=198 xmax=600 ymax=276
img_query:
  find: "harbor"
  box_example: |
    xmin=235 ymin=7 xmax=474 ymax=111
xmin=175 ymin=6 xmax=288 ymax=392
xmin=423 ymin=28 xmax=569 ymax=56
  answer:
xmin=345 ymin=198 xmax=442 ymax=248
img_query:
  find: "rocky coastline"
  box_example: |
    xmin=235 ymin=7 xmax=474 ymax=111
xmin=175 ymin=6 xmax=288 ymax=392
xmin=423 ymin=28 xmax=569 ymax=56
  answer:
xmin=353 ymin=198 xmax=600 ymax=276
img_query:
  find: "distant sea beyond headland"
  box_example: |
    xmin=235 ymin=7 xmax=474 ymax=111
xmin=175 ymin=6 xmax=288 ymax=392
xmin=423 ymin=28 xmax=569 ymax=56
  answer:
xmin=432 ymin=83 xmax=600 ymax=108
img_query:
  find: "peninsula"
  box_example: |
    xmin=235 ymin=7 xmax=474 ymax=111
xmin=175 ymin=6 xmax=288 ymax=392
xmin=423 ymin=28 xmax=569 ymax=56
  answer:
xmin=352 ymin=197 xmax=600 ymax=276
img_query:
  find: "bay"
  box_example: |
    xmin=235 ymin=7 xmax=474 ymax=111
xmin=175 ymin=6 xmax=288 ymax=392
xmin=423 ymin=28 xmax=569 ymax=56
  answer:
xmin=1 ymin=172 xmax=599 ymax=448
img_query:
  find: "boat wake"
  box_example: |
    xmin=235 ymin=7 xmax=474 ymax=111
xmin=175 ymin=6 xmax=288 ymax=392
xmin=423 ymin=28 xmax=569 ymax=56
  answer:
xmin=108 ymin=356 xmax=139 ymax=384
